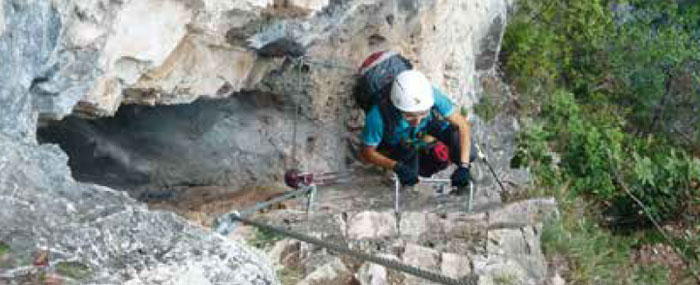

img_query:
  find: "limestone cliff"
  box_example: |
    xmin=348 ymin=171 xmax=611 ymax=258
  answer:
xmin=29 ymin=0 xmax=517 ymax=191
xmin=0 ymin=0 xmax=551 ymax=284
xmin=1 ymin=0 xmax=276 ymax=283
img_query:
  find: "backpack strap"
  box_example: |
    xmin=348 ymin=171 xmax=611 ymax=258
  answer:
xmin=378 ymin=96 xmax=399 ymax=142
xmin=377 ymin=101 xmax=442 ymax=149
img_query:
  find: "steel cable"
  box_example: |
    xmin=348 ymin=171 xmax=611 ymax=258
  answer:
xmin=230 ymin=214 xmax=478 ymax=285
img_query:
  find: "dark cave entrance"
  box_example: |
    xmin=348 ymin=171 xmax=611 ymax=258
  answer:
xmin=37 ymin=93 xmax=293 ymax=194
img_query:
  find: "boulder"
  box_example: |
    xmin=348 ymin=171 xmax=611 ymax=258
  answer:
xmin=488 ymin=198 xmax=559 ymax=227
xmin=347 ymin=211 xmax=397 ymax=240
xmin=399 ymin=212 xmax=444 ymax=244
xmin=356 ymin=257 xmax=394 ymax=285
xmin=0 ymin=3 xmax=276 ymax=282
xmin=297 ymin=257 xmax=354 ymax=285
xmin=401 ymin=243 xmax=440 ymax=285
xmin=0 ymin=135 xmax=275 ymax=284
xmin=441 ymin=252 xmax=472 ymax=279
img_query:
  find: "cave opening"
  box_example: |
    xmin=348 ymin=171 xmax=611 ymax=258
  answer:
xmin=37 ymin=92 xmax=294 ymax=199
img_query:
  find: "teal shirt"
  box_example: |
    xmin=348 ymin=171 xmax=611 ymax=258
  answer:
xmin=361 ymin=87 xmax=455 ymax=147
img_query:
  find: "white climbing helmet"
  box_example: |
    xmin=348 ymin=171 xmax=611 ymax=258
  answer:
xmin=390 ymin=70 xmax=434 ymax=112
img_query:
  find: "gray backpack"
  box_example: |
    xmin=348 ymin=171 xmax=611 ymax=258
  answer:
xmin=354 ymin=51 xmax=413 ymax=112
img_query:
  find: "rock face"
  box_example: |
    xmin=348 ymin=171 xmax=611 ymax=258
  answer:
xmin=257 ymin=191 xmax=559 ymax=285
xmin=28 ymin=0 xmax=513 ymax=190
xmin=0 ymin=0 xmax=535 ymax=284
xmin=0 ymin=0 xmax=275 ymax=283
xmin=0 ymin=128 xmax=277 ymax=284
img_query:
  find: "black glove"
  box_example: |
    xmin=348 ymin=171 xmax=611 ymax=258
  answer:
xmin=393 ymin=161 xmax=419 ymax=186
xmin=450 ymin=165 xmax=471 ymax=187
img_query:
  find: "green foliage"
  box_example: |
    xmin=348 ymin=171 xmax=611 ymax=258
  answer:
xmin=247 ymin=227 xmax=284 ymax=249
xmin=541 ymin=211 xmax=671 ymax=284
xmin=473 ymin=94 xmax=499 ymax=122
xmin=502 ymin=0 xmax=614 ymax=107
xmin=277 ymin=267 xmax=304 ymax=285
xmin=505 ymin=0 xmax=700 ymax=147
xmin=607 ymin=2 xmax=700 ymax=136
xmin=512 ymin=121 xmax=558 ymax=187
xmin=505 ymin=0 xmax=700 ymax=282
xmin=56 ymin=261 xmax=92 ymax=280
xmin=0 ymin=242 xmax=8 ymax=257
xmin=518 ymin=89 xmax=699 ymax=221
xmin=507 ymin=0 xmax=700 ymax=224
xmin=678 ymin=223 xmax=700 ymax=264
xmin=0 ymin=241 xmax=10 ymax=269
xmin=621 ymin=142 xmax=697 ymax=217
xmin=492 ymin=273 xmax=519 ymax=285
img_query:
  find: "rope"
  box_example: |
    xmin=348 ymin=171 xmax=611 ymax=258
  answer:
xmin=475 ymin=143 xmax=507 ymax=193
xmin=230 ymin=214 xmax=478 ymax=285
xmin=302 ymin=57 xmax=356 ymax=71
xmin=289 ymin=57 xmax=304 ymax=169
xmin=607 ymin=149 xmax=700 ymax=283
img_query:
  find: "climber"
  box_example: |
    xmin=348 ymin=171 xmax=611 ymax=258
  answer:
xmin=356 ymin=51 xmax=476 ymax=191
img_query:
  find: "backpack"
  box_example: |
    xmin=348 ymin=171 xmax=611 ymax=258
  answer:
xmin=354 ymin=50 xmax=413 ymax=112
xmin=354 ymin=51 xmax=439 ymax=148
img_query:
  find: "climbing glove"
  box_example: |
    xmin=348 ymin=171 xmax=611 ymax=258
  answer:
xmin=393 ymin=160 xmax=419 ymax=186
xmin=450 ymin=164 xmax=471 ymax=187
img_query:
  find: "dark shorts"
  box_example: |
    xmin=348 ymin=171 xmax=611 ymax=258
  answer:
xmin=379 ymin=123 xmax=477 ymax=177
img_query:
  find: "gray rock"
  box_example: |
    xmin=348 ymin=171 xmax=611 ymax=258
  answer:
xmin=441 ymin=253 xmax=472 ymax=279
xmin=28 ymin=0 xmax=513 ymax=190
xmin=0 ymin=0 xmax=549 ymax=284
xmin=487 ymin=226 xmax=547 ymax=281
xmin=347 ymin=211 xmax=397 ymax=240
xmin=475 ymin=15 xmax=505 ymax=71
xmin=399 ymin=212 xmax=444 ymax=244
xmin=297 ymin=257 xmax=353 ymax=285
xmin=443 ymin=212 xmax=488 ymax=240
xmin=0 ymin=0 xmax=56 ymax=140
xmin=0 ymin=135 xmax=276 ymax=284
xmin=357 ymin=262 xmax=389 ymax=285
xmin=473 ymin=255 xmax=535 ymax=285
xmin=488 ymin=198 xmax=559 ymax=227
xmin=268 ymin=239 xmax=301 ymax=268
xmin=549 ymin=273 xmax=566 ymax=285
xmin=0 ymin=3 xmax=277 ymax=277
xmin=401 ymin=243 xmax=440 ymax=285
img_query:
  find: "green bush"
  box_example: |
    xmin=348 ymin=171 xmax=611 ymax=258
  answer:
xmin=512 ymin=121 xmax=559 ymax=188
xmin=541 ymin=213 xmax=671 ymax=284
xmin=517 ymin=89 xmax=699 ymax=221
xmin=0 ymin=242 xmax=8 ymax=257
xmin=247 ymin=227 xmax=284 ymax=249
xmin=505 ymin=0 xmax=700 ymax=280
xmin=623 ymin=141 xmax=700 ymax=221
xmin=506 ymin=0 xmax=700 ymax=223
xmin=607 ymin=2 xmax=700 ymax=138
